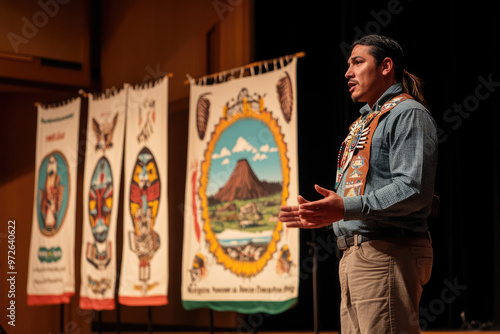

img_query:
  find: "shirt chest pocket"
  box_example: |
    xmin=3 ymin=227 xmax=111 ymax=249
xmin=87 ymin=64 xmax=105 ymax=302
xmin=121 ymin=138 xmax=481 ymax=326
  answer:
xmin=367 ymin=128 xmax=390 ymax=173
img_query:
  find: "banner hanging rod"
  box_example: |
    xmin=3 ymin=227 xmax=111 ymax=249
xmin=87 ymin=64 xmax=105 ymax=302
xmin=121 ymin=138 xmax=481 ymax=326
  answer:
xmin=185 ymin=51 xmax=305 ymax=85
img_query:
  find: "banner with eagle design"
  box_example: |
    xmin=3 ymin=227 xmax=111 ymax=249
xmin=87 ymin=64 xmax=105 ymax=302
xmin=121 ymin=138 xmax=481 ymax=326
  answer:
xmin=27 ymin=97 xmax=81 ymax=305
xmin=79 ymin=88 xmax=127 ymax=310
xmin=118 ymin=77 xmax=169 ymax=306
xmin=181 ymin=57 xmax=299 ymax=314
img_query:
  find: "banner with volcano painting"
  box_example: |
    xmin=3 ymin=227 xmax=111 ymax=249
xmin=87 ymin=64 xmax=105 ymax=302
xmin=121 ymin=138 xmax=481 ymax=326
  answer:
xmin=79 ymin=87 xmax=127 ymax=310
xmin=181 ymin=57 xmax=300 ymax=314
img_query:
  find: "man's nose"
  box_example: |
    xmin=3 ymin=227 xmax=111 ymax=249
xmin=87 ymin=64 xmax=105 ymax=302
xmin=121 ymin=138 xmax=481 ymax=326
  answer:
xmin=345 ymin=66 xmax=354 ymax=79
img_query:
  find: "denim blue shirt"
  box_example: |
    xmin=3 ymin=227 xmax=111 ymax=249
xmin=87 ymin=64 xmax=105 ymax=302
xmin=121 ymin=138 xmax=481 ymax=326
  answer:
xmin=333 ymin=83 xmax=438 ymax=237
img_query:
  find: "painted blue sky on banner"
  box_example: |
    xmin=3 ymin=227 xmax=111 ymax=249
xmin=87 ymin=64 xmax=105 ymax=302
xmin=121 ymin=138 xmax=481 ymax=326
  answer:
xmin=207 ymin=118 xmax=282 ymax=196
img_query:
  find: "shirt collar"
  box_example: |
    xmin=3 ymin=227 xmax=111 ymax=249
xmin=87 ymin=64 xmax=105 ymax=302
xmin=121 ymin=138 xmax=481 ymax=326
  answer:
xmin=359 ymin=83 xmax=403 ymax=116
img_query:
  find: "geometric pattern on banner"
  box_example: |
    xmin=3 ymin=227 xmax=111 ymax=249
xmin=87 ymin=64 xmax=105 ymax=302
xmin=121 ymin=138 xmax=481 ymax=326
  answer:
xmin=118 ymin=76 xmax=169 ymax=306
xmin=27 ymin=97 xmax=81 ymax=305
xmin=181 ymin=57 xmax=300 ymax=314
xmin=79 ymin=88 xmax=127 ymax=310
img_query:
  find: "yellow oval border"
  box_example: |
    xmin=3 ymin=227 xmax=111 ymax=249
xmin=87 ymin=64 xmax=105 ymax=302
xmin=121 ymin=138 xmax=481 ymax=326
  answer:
xmin=199 ymin=103 xmax=290 ymax=277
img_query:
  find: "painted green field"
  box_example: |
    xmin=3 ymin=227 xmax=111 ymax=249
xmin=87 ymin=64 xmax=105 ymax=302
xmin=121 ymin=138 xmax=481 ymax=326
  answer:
xmin=208 ymin=193 xmax=282 ymax=233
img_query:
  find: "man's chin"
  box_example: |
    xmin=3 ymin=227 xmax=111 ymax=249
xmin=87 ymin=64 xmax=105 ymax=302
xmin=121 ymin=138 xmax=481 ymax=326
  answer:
xmin=350 ymin=93 xmax=366 ymax=104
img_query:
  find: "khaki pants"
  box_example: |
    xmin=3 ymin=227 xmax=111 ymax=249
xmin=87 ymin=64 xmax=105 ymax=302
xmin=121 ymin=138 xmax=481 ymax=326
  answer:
xmin=339 ymin=235 xmax=433 ymax=334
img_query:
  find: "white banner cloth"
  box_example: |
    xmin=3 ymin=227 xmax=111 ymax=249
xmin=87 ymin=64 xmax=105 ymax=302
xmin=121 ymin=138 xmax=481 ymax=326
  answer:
xmin=181 ymin=58 xmax=299 ymax=314
xmin=27 ymin=98 xmax=81 ymax=305
xmin=79 ymin=88 xmax=127 ymax=310
xmin=118 ymin=77 xmax=169 ymax=306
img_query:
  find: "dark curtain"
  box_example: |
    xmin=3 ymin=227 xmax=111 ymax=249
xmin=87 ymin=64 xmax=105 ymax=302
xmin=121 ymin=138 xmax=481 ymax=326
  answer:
xmin=254 ymin=0 xmax=500 ymax=331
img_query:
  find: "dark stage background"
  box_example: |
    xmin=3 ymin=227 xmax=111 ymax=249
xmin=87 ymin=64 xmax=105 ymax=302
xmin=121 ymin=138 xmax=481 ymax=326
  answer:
xmin=253 ymin=0 xmax=500 ymax=331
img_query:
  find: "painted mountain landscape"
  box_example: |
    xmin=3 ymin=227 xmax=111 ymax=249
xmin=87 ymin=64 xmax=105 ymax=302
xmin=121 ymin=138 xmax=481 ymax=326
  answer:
xmin=205 ymin=118 xmax=284 ymax=262
xmin=208 ymin=158 xmax=282 ymax=262
xmin=215 ymin=159 xmax=281 ymax=202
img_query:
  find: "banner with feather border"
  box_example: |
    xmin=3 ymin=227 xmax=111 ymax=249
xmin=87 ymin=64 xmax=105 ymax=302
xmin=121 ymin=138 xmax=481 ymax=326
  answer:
xmin=181 ymin=55 xmax=301 ymax=314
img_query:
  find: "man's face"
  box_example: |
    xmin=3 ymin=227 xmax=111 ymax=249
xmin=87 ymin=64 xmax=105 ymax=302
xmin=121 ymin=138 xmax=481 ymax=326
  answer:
xmin=345 ymin=45 xmax=386 ymax=107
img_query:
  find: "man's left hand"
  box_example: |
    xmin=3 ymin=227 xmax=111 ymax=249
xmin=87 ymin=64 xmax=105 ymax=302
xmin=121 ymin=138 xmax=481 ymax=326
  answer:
xmin=298 ymin=184 xmax=345 ymax=226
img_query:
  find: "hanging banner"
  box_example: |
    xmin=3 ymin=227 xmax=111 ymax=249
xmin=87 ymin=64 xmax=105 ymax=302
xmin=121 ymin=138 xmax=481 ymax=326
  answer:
xmin=118 ymin=77 xmax=169 ymax=306
xmin=181 ymin=57 xmax=300 ymax=314
xmin=27 ymin=98 xmax=81 ymax=305
xmin=79 ymin=88 xmax=127 ymax=310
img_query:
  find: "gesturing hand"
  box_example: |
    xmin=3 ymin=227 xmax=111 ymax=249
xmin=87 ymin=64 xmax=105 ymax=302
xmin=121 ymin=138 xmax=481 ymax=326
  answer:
xmin=279 ymin=185 xmax=345 ymax=229
xmin=279 ymin=195 xmax=313 ymax=228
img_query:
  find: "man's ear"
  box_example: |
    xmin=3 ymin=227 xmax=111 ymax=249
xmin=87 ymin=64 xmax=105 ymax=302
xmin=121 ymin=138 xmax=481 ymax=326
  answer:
xmin=381 ymin=57 xmax=394 ymax=76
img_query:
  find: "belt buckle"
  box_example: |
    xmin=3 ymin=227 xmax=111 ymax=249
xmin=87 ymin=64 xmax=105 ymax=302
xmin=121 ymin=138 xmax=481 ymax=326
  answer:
xmin=337 ymin=235 xmax=348 ymax=250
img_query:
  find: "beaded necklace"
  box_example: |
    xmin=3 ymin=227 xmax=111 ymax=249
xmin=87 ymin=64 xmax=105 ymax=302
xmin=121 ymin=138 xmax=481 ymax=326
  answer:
xmin=334 ymin=94 xmax=409 ymax=191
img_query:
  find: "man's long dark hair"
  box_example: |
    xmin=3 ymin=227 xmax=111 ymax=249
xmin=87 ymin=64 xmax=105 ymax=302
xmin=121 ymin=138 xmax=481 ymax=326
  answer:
xmin=353 ymin=35 xmax=427 ymax=107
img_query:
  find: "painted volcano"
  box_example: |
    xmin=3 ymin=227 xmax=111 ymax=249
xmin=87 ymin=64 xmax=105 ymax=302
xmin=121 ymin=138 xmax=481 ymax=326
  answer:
xmin=214 ymin=159 xmax=281 ymax=202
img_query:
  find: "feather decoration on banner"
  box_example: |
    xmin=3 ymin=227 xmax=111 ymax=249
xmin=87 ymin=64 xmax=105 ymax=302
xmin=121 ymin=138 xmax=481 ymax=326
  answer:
xmin=276 ymin=72 xmax=293 ymax=123
xmin=92 ymin=113 xmax=118 ymax=152
xmin=196 ymin=93 xmax=211 ymax=140
xmin=190 ymin=162 xmax=201 ymax=243
xmin=137 ymin=99 xmax=156 ymax=144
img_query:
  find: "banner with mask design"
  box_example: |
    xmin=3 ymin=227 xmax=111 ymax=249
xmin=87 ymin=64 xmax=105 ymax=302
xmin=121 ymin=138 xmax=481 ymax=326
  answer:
xmin=118 ymin=77 xmax=169 ymax=306
xmin=27 ymin=98 xmax=81 ymax=305
xmin=181 ymin=57 xmax=300 ymax=314
xmin=79 ymin=88 xmax=127 ymax=310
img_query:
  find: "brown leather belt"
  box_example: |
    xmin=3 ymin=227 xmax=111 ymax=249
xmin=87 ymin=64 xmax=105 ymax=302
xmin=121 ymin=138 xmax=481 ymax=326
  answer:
xmin=336 ymin=229 xmax=430 ymax=251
